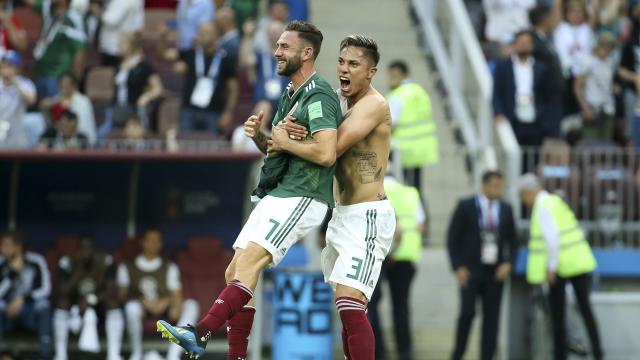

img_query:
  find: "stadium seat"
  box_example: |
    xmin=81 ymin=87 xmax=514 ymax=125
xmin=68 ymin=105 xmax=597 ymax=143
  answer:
xmin=186 ymin=236 xmax=223 ymax=260
xmin=541 ymin=138 xmax=571 ymax=166
xmin=13 ymin=7 xmax=42 ymax=43
xmin=583 ymin=166 xmax=638 ymax=246
xmin=85 ymin=66 xmax=115 ymax=101
xmin=143 ymin=9 xmax=176 ymax=41
xmin=55 ymin=235 xmax=80 ymax=255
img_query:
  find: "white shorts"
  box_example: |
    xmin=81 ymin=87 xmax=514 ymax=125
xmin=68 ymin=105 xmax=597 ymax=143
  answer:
xmin=233 ymin=195 xmax=328 ymax=266
xmin=322 ymin=200 xmax=396 ymax=300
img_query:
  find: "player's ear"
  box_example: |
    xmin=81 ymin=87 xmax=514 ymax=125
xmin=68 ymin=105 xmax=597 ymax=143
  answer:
xmin=367 ymin=66 xmax=378 ymax=80
xmin=303 ymin=47 xmax=314 ymax=61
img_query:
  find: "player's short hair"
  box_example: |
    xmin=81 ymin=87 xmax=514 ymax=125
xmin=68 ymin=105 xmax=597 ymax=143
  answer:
xmin=482 ymin=170 xmax=503 ymax=184
xmin=340 ymin=35 xmax=380 ymax=66
xmin=388 ymin=60 xmax=409 ymax=75
xmin=284 ymin=20 xmax=323 ymax=59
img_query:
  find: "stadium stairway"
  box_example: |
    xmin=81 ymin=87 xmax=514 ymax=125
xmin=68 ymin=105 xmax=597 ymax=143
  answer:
xmin=311 ymin=0 xmax=478 ymax=359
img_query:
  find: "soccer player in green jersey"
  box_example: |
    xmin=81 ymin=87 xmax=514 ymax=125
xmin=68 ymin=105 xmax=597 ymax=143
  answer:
xmin=156 ymin=21 xmax=341 ymax=359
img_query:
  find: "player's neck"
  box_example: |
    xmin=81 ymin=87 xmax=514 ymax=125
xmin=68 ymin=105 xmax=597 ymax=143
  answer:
xmin=347 ymin=84 xmax=373 ymax=108
xmin=290 ymin=65 xmax=315 ymax=91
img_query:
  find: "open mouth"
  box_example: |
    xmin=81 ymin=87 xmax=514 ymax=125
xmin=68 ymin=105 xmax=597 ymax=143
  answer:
xmin=339 ymin=76 xmax=351 ymax=92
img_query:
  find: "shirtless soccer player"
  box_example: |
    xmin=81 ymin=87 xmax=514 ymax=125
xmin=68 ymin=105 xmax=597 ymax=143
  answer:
xmin=156 ymin=21 xmax=342 ymax=359
xmin=272 ymin=35 xmax=395 ymax=360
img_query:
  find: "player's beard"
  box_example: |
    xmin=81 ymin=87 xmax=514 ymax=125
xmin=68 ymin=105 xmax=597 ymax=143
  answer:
xmin=277 ymin=54 xmax=303 ymax=77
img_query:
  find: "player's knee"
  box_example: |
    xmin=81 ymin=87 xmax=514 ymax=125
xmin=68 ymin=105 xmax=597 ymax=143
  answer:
xmin=335 ymin=284 xmax=368 ymax=304
xmin=235 ymin=244 xmax=271 ymax=275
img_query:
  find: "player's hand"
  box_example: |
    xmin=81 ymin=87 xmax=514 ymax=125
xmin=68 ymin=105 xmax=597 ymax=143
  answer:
xmin=547 ymin=271 xmax=557 ymax=285
xmin=268 ymin=126 xmax=289 ymax=155
xmin=495 ymin=262 xmax=512 ymax=282
xmin=455 ymin=267 xmax=470 ymax=288
xmin=283 ymin=115 xmax=307 ymax=140
xmin=244 ymin=111 xmax=264 ymax=138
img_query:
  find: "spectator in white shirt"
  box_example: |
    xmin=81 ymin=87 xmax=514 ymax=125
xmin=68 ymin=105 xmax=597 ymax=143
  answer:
xmin=0 ymin=51 xmax=36 ymax=149
xmin=553 ymin=0 xmax=596 ymax=116
xmin=483 ymin=0 xmax=536 ymax=43
xmin=41 ymin=73 xmax=97 ymax=145
xmin=98 ymin=0 xmax=144 ymax=67
xmin=117 ymin=229 xmax=198 ymax=360
xmin=573 ymin=32 xmax=617 ymax=141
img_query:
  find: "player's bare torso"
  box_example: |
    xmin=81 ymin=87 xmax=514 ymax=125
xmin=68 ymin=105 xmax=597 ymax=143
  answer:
xmin=335 ymin=89 xmax=392 ymax=205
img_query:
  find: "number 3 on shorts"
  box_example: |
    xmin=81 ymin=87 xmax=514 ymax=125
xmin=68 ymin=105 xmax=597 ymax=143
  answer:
xmin=346 ymin=257 xmax=364 ymax=280
xmin=265 ymin=218 xmax=280 ymax=241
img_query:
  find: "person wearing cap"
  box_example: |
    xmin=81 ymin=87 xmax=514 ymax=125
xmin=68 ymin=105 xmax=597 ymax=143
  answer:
xmin=573 ymin=32 xmax=617 ymax=141
xmin=0 ymin=50 xmax=36 ymax=149
xmin=447 ymin=170 xmax=518 ymax=360
xmin=38 ymin=110 xmax=89 ymax=150
xmin=519 ymin=173 xmax=603 ymax=360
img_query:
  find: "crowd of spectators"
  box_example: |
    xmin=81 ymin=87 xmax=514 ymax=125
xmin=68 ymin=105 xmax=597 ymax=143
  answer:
xmin=0 ymin=0 xmax=307 ymax=152
xmin=466 ymin=0 xmax=640 ymax=148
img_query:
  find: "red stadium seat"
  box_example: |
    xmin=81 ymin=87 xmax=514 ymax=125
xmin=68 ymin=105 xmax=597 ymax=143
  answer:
xmin=85 ymin=66 xmax=115 ymax=101
xmin=55 ymin=235 xmax=80 ymax=255
xmin=186 ymin=236 xmax=223 ymax=259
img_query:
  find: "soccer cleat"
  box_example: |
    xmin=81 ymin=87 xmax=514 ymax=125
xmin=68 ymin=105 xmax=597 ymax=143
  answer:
xmin=156 ymin=320 xmax=206 ymax=358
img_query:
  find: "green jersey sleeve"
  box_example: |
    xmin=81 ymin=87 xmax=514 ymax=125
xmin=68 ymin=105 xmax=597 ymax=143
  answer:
xmin=305 ymin=92 xmax=341 ymax=134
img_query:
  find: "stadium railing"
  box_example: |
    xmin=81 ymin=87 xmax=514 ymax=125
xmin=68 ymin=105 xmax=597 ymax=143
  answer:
xmin=412 ymin=0 xmax=500 ymax=190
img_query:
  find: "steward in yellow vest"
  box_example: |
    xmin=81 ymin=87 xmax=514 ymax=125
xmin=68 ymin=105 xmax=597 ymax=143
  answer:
xmin=519 ymin=173 xmax=603 ymax=360
xmin=368 ymin=175 xmax=425 ymax=360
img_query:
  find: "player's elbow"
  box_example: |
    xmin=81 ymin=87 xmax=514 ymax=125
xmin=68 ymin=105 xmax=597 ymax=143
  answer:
xmin=317 ymin=151 xmax=336 ymax=167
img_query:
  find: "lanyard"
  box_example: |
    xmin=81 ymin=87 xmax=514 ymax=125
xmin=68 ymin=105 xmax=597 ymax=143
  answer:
xmin=476 ymin=196 xmax=499 ymax=232
xmin=195 ymin=47 xmax=223 ymax=79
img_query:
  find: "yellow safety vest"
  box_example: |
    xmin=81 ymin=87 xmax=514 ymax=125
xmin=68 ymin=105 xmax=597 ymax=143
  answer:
xmin=388 ymin=82 xmax=438 ymax=168
xmin=385 ymin=178 xmax=422 ymax=262
xmin=527 ymin=194 xmax=597 ymax=284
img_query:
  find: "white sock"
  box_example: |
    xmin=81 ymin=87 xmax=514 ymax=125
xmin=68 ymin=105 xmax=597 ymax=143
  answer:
xmin=125 ymin=301 xmax=144 ymax=360
xmin=78 ymin=307 xmax=101 ymax=353
xmin=106 ymin=309 xmax=124 ymax=360
xmin=166 ymin=299 xmax=200 ymax=360
xmin=53 ymin=309 xmax=70 ymax=360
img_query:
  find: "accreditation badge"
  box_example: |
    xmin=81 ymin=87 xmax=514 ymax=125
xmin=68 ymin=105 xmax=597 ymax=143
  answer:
xmin=190 ymin=77 xmax=215 ymax=108
xmin=515 ymin=95 xmax=536 ymax=123
xmin=481 ymin=231 xmax=498 ymax=264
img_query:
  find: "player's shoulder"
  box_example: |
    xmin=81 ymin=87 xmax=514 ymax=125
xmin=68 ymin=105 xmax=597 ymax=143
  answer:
xmin=355 ymin=90 xmax=388 ymax=112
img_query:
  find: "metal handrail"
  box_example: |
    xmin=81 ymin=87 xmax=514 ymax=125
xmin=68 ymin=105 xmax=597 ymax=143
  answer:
xmin=413 ymin=0 xmax=501 ymax=190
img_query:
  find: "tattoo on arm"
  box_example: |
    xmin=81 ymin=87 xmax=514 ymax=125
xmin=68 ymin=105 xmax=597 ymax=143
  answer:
xmin=377 ymin=193 xmax=386 ymax=200
xmin=351 ymin=150 xmax=382 ymax=184
xmin=253 ymin=131 xmax=270 ymax=154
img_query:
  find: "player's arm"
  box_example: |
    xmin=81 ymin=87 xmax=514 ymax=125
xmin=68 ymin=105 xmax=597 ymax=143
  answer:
xmin=270 ymin=127 xmax=336 ymax=167
xmin=336 ymin=96 xmax=387 ymax=157
xmin=270 ymin=93 xmax=339 ymax=166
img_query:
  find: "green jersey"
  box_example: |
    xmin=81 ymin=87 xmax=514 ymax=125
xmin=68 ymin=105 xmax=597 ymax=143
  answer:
xmin=269 ymin=73 xmax=342 ymax=206
xmin=34 ymin=0 xmax=86 ymax=78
